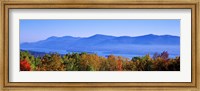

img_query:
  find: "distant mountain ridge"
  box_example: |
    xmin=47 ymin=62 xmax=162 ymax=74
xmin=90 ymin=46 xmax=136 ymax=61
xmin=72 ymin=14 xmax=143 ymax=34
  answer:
xmin=21 ymin=34 xmax=180 ymax=51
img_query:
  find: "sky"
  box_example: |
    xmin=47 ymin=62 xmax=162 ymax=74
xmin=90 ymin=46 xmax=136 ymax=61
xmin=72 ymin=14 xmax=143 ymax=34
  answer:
xmin=20 ymin=19 xmax=180 ymax=43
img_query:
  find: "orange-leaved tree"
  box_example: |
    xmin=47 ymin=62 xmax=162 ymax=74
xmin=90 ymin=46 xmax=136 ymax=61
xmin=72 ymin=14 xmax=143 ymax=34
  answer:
xmin=20 ymin=59 xmax=31 ymax=71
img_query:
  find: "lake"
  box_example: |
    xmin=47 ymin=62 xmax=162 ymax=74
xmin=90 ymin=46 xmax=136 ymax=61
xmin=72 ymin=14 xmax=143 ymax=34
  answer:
xmin=20 ymin=44 xmax=180 ymax=59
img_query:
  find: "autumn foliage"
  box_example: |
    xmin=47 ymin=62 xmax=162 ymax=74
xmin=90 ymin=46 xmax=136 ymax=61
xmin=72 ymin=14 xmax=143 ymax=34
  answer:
xmin=20 ymin=59 xmax=31 ymax=71
xmin=20 ymin=51 xmax=180 ymax=71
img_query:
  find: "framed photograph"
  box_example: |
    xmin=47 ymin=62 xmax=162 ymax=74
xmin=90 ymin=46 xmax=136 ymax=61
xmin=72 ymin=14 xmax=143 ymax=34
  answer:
xmin=1 ymin=0 xmax=199 ymax=91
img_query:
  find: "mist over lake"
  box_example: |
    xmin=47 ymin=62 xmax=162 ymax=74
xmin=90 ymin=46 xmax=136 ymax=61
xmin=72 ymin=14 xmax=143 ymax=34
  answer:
xmin=20 ymin=44 xmax=179 ymax=59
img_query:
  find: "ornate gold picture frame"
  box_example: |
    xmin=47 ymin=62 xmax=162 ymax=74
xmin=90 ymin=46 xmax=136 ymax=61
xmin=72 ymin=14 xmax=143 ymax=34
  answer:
xmin=0 ymin=0 xmax=199 ymax=91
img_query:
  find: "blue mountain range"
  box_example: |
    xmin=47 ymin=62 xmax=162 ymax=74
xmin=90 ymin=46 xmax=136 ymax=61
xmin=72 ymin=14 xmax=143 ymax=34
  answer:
xmin=21 ymin=34 xmax=180 ymax=49
xmin=20 ymin=34 xmax=180 ymax=58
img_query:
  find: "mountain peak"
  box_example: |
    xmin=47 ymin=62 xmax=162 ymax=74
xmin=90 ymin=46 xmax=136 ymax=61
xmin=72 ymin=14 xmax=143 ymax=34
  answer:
xmin=47 ymin=36 xmax=58 ymax=40
xmin=162 ymin=35 xmax=179 ymax=37
xmin=145 ymin=34 xmax=157 ymax=36
xmin=92 ymin=34 xmax=108 ymax=37
xmin=89 ymin=34 xmax=114 ymax=38
xmin=61 ymin=36 xmax=76 ymax=38
xmin=134 ymin=34 xmax=158 ymax=38
xmin=144 ymin=34 xmax=179 ymax=37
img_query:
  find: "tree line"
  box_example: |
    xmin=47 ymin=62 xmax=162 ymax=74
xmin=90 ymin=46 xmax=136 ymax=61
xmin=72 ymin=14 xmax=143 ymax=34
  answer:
xmin=20 ymin=51 xmax=180 ymax=71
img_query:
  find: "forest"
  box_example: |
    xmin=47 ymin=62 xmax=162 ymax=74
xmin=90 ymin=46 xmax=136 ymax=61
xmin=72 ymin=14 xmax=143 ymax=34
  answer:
xmin=20 ymin=51 xmax=180 ymax=71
